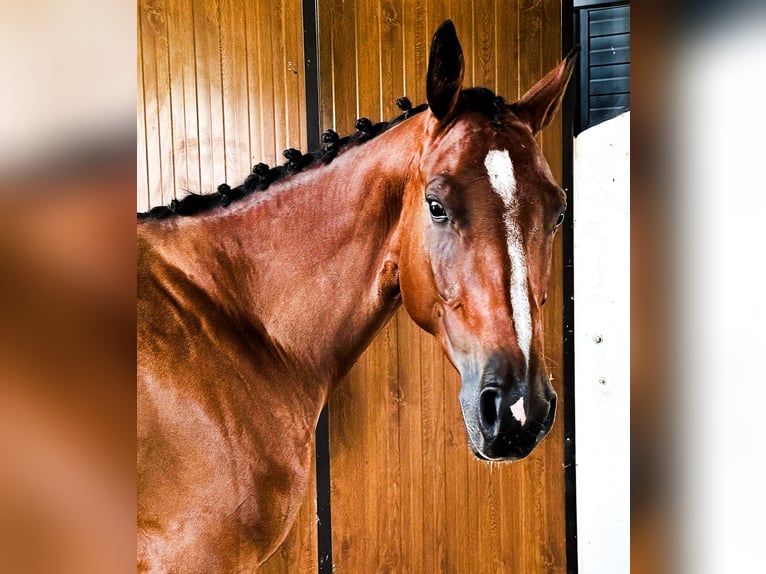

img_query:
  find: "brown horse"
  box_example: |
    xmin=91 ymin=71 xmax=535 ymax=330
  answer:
xmin=138 ymin=20 xmax=574 ymax=573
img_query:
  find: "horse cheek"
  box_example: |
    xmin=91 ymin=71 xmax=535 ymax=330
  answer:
xmin=398 ymin=235 xmax=439 ymax=335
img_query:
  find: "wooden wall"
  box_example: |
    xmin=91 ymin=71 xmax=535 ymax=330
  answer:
xmin=137 ymin=0 xmax=307 ymax=211
xmin=138 ymin=0 xmax=566 ymax=572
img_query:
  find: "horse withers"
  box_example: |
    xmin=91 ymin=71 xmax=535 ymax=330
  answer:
xmin=138 ymin=20 xmax=575 ymax=572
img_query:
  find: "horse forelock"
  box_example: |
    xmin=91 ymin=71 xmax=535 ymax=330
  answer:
xmin=457 ymin=87 xmax=508 ymax=129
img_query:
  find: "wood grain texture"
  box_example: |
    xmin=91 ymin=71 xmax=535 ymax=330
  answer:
xmin=165 ymin=0 xmax=197 ymax=199
xmin=138 ymin=18 xmax=150 ymax=212
xmin=138 ymin=0 xmax=307 ymax=207
xmin=138 ymin=0 xmax=171 ymax=208
xmin=320 ymin=1 xmax=567 ymax=572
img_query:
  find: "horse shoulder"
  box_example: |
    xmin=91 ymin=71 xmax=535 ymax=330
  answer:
xmin=137 ymin=367 xmax=315 ymax=571
xmin=137 ymin=231 xmax=316 ymax=570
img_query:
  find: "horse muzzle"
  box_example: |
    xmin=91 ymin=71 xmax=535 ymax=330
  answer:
xmin=460 ymin=356 xmax=557 ymax=461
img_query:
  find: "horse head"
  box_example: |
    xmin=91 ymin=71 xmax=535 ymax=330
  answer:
xmin=398 ymin=21 xmax=575 ymax=461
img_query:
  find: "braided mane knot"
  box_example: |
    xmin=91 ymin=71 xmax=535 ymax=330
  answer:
xmin=253 ymin=163 xmax=270 ymax=176
xmin=218 ymin=183 xmax=232 ymax=207
xmin=321 ymin=129 xmax=340 ymax=157
xmin=283 ymin=148 xmax=304 ymax=172
xmin=354 ymin=117 xmax=373 ymax=135
xmin=243 ymin=162 xmax=271 ymax=192
xmin=396 ymin=97 xmax=413 ymax=117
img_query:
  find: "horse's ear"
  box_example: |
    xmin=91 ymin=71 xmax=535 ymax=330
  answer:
xmin=427 ymin=20 xmax=464 ymax=122
xmin=509 ymin=48 xmax=578 ymax=134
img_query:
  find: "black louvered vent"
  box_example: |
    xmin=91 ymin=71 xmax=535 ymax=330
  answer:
xmin=575 ymin=3 xmax=630 ymax=133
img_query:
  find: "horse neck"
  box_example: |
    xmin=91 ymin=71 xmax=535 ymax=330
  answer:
xmin=149 ymin=115 xmax=425 ymax=391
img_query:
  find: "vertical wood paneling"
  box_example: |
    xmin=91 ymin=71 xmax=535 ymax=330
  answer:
xmin=421 ymin=327 xmax=447 ymax=574
xmin=137 ymin=20 xmax=150 ymax=211
xmin=269 ymin=1 xmax=289 ymax=160
xmin=401 ymin=0 xmax=426 ymax=104
xmin=357 ymin=0 xmax=382 ymax=120
xmin=138 ymin=0 xmax=307 ymax=206
xmin=193 ymin=0 xmax=227 ymax=193
xmin=285 ymin=0 xmax=308 ymax=153
xmin=379 ymin=0 xmax=404 ymax=120
xmin=396 ymin=313 xmax=423 ymax=571
xmin=473 ymin=0 xmax=494 ymax=86
xmin=166 ymin=0 xmax=197 ymax=197
xmin=318 ymin=0 xmax=335 ymax=130
xmin=494 ymin=0 xmax=520 ymax=102
xmin=321 ymin=2 xmax=566 ymax=572
xmin=139 ymin=0 xmax=171 ymax=207
xmin=254 ymin=0 xmax=278 ymax=166
xmin=219 ymin=0 xmax=250 ymax=183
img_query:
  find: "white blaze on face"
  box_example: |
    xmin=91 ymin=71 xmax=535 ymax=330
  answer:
xmin=484 ymin=149 xmax=532 ymax=371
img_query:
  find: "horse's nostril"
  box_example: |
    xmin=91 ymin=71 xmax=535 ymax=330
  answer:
xmin=480 ymin=386 xmax=502 ymax=433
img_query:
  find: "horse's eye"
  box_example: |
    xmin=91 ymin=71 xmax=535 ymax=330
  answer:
xmin=428 ymin=199 xmax=448 ymax=222
xmin=555 ymin=210 xmax=566 ymax=229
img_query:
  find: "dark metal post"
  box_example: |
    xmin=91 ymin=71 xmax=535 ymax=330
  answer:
xmin=301 ymin=1 xmax=333 ymax=571
xmin=562 ymin=1 xmax=579 ymax=572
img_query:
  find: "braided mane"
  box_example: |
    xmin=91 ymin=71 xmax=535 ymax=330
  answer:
xmin=137 ymin=98 xmax=428 ymax=220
